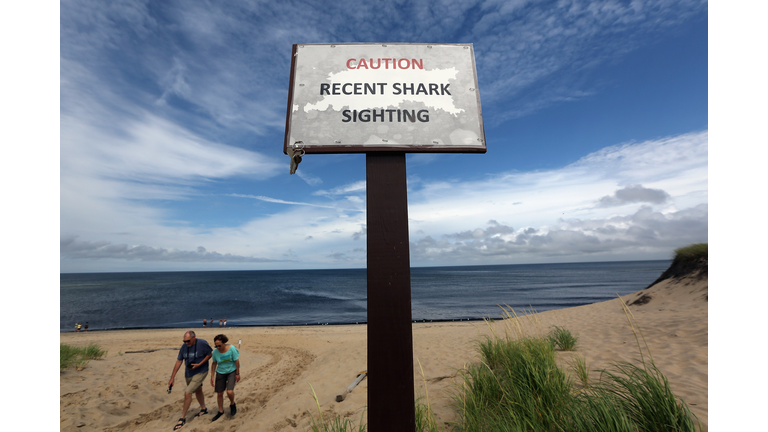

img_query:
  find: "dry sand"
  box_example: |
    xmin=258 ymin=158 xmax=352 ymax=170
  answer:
xmin=60 ymin=273 xmax=707 ymax=431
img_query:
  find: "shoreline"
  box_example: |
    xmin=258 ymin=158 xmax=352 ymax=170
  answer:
xmin=61 ymin=273 xmax=707 ymax=431
xmin=60 ymin=317 xmax=497 ymax=333
xmin=61 ymin=260 xmax=671 ymax=334
xmin=61 ymin=299 xmax=647 ymax=333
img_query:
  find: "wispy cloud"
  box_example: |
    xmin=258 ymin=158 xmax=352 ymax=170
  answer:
xmin=59 ymin=129 xmax=706 ymax=270
xmin=228 ymin=193 xmax=364 ymax=212
xmin=61 ymin=0 xmax=707 ymax=136
xmin=58 ymin=1 xmax=707 ymax=272
xmin=467 ymin=0 xmax=707 ymax=122
xmin=406 ymin=131 xmax=708 ymax=232
xmin=313 ymin=181 xmax=367 ymax=197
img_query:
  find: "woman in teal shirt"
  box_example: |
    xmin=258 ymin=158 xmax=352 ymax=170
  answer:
xmin=209 ymin=334 xmax=240 ymax=421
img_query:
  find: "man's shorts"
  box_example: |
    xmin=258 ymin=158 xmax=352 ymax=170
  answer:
xmin=215 ymin=371 xmax=237 ymax=393
xmin=184 ymin=370 xmax=208 ymax=393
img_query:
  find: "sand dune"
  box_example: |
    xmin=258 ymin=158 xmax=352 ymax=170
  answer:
xmin=61 ymin=270 xmax=707 ymax=431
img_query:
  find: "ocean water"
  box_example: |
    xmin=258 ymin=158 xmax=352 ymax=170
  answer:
xmin=60 ymin=260 xmax=669 ymax=332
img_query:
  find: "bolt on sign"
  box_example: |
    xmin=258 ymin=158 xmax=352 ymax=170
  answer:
xmin=284 ymin=43 xmax=486 ymax=154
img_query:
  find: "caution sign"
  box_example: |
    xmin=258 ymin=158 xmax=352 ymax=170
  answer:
xmin=284 ymin=43 xmax=486 ymax=154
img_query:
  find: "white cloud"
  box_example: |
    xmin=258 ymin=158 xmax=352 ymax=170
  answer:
xmin=228 ymin=194 xmax=363 ymax=212
xmin=57 ymin=1 xmax=707 ymax=271
xmin=597 ymin=184 xmax=671 ymax=207
xmin=468 ymin=0 xmax=708 ymax=121
xmin=411 ymin=204 xmax=708 ymax=265
xmin=61 ymin=0 xmax=707 ymax=132
xmin=59 ymin=55 xmax=284 ymax=255
xmin=406 ymin=131 xmax=707 ymax=233
xmin=61 ymin=237 xmax=280 ymax=263
xmin=61 ymin=130 xmax=707 ymax=270
xmin=296 ymin=170 xmax=324 ymax=186
xmin=313 ymin=181 xmax=367 ymax=197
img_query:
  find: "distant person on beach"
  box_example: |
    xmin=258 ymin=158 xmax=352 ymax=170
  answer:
xmin=223 ymin=318 xmax=227 ymax=327
xmin=84 ymin=322 xmax=89 ymax=332
xmin=219 ymin=318 xmax=223 ymax=327
xmin=168 ymin=331 xmax=213 ymax=430
xmin=209 ymin=334 xmax=240 ymax=421
xmin=76 ymin=323 xmax=81 ymax=332
xmin=203 ymin=318 xmax=207 ymax=327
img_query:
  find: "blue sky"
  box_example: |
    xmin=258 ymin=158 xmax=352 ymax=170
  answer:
xmin=58 ymin=0 xmax=709 ymax=272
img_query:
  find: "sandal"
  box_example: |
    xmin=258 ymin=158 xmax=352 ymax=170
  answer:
xmin=173 ymin=418 xmax=185 ymax=430
xmin=195 ymin=408 xmax=208 ymax=417
xmin=211 ymin=411 xmax=225 ymax=422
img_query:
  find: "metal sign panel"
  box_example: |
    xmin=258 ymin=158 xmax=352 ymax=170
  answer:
xmin=284 ymin=43 xmax=486 ymax=154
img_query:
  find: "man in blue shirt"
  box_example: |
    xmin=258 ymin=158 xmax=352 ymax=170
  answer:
xmin=168 ymin=331 xmax=213 ymax=430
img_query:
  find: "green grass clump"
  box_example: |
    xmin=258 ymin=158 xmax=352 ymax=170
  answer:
xmin=81 ymin=343 xmax=108 ymax=359
xmin=673 ymin=243 xmax=707 ymax=261
xmin=60 ymin=343 xmax=107 ymax=370
xmin=549 ymin=326 xmax=579 ymax=351
xmin=570 ymin=355 xmax=590 ymax=389
xmin=565 ymin=389 xmax=636 ymax=432
xmin=453 ymin=307 xmax=700 ymax=432
xmin=585 ymin=361 xmax=699 ymax=432
xmin=304 ymin=376 xmax=439 ymax=432
xmin=415 ymin=358 xmax=440 ymax=432
xmin=457 ymin=335 xmax=573 ymax=431
xmin=306 ymin=383 xmax=366 ymax=432
xmin=308 ymin=413 xmax=365 ymax=432
xmin=60 ymin=344 xmax=81 ymax=370
xmin=415 ymin=396 xmax=440 ymax=432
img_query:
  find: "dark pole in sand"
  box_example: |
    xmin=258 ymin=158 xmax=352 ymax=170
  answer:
xmin=366 ymin=152 xmax=416 ymax=431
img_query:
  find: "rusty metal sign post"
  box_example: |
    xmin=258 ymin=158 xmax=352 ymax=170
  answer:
xmin=284 ymin=43 xmax=485 ymax=431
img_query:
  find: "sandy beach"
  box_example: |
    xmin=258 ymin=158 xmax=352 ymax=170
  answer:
xmin=60 ymin=270 xmax=707 ymax=431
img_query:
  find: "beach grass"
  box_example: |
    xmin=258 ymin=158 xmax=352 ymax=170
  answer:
xmin=549 ymin=325 xmax=579 ymax=351
xmin=306 ymin=383 xmax=366 ymax=432
xmin=307 ymin=412 xmax=365 ymax=432
xmin=305 ymin=381 xmax=439 ymax=432
xmin=81 ymin=343 xmax=108 ymax=359
xmin=456 ymin=335 xmax=573 ymax=431
xmin=674 ymin=243 xmax=707 ymax=261
xmin=415 ymin=397 xmax=440 ymax=432
xmin=302 ymin=300 xmax=699 ymax=431
xmin=415 ymin=357 xmax=440 ymax=432
xmin=60 ymin=344 xmax=81 ymax=370
xmin=453 ymin=311 xmax=700 ymax=431
xmin=646 ymin=242 xmax=708 ymax=288
xmin=584 ymin=361 xmax=699 ymax=432
xmin=60 ymin=343 xmax=107 ymax=371
xmin=570 ymin=355 xmax=590 ymax=389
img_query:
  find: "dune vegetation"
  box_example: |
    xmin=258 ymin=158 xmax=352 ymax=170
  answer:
xmin=307 ymin=304 xmax=699 ymax=431
xmin=60 ymin=343 xmax=107 ymax=371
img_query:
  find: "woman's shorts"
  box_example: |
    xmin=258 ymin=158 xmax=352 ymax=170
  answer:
xmin=215 ymin=371 xmax=237 ymax=393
